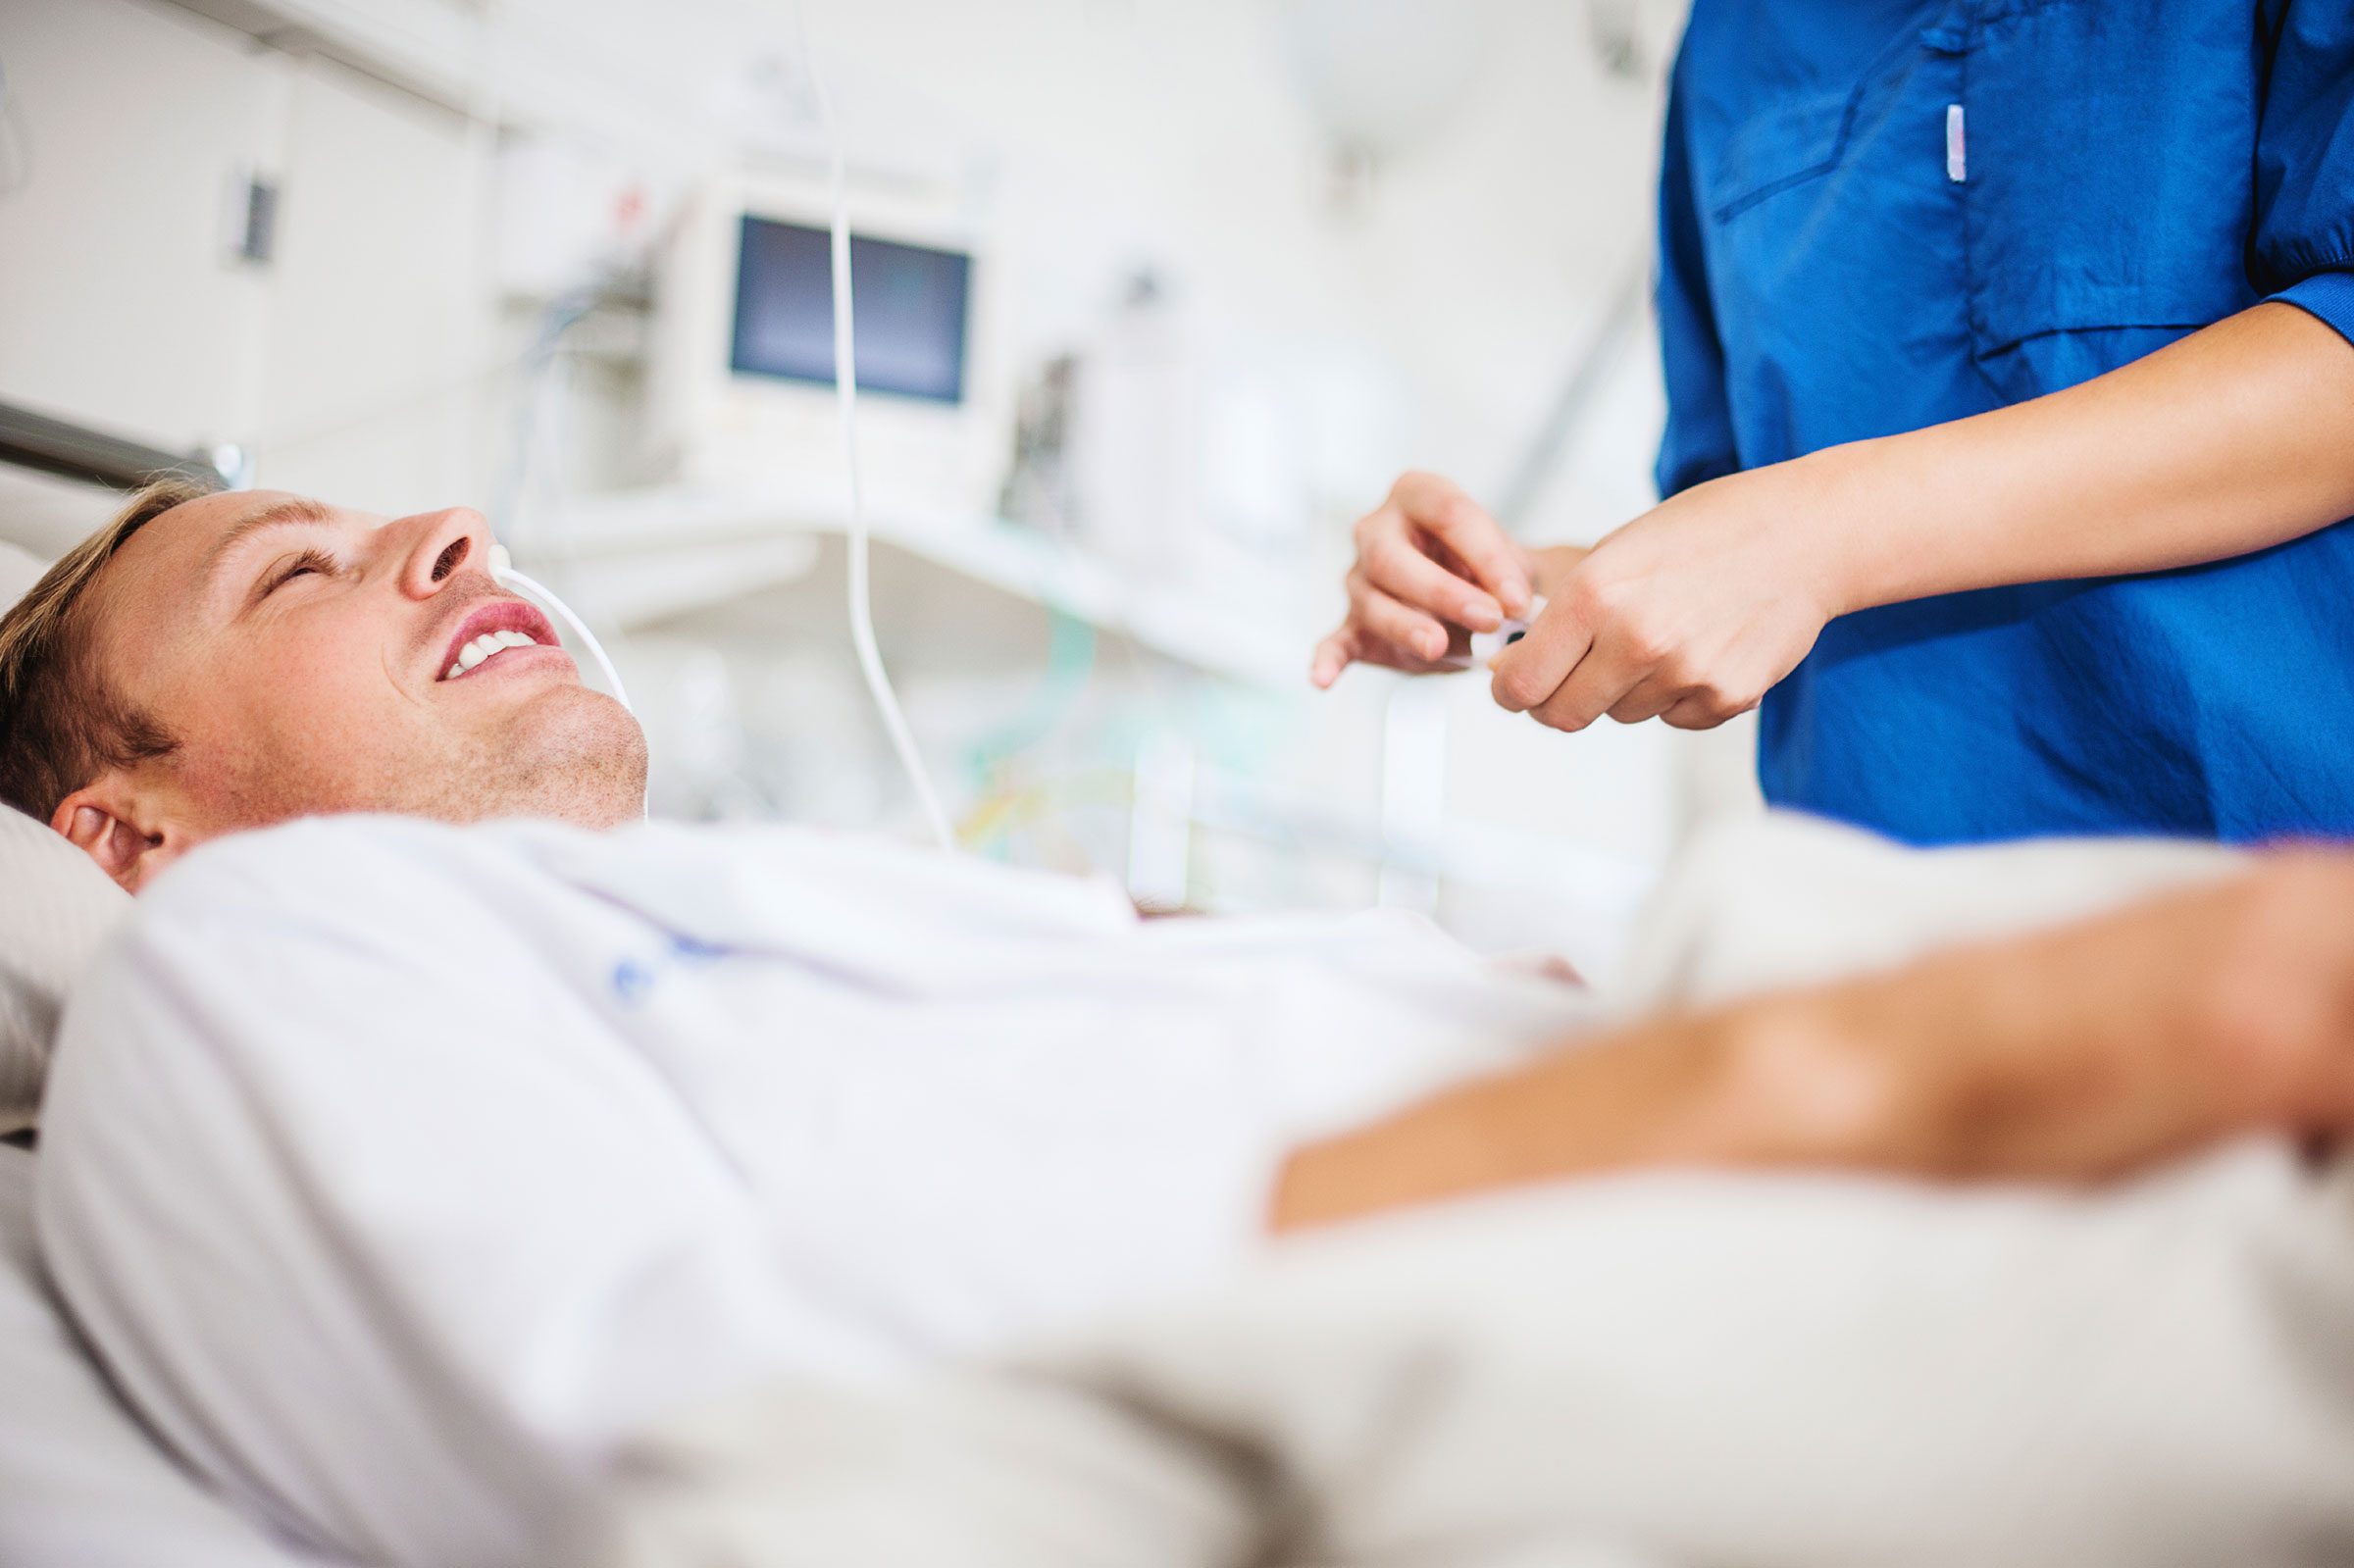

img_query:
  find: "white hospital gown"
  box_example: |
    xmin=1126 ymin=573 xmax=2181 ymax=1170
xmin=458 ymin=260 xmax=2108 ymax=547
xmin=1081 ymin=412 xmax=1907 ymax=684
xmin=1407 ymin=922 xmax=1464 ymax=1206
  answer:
xmin=34 ymin=815 xmax=1593 ymax=1567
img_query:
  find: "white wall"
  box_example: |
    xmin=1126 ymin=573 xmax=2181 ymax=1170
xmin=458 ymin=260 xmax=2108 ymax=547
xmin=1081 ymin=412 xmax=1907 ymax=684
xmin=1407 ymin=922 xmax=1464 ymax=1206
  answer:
xmin=0 ymin=0 xmax=505 ymax=548
xmin=481 ymin=0 xmax=1677 ymax=526
xmin=246 ymin=58 xmax=495 ymax=512
xmin=0 ymin=0 xmax=280 ymax=450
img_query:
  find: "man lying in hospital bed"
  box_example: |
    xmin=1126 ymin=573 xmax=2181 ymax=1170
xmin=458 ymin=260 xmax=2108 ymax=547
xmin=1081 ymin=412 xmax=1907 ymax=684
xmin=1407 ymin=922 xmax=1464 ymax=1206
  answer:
xmin=8 ymin=479 xmax=2354 ymax=1566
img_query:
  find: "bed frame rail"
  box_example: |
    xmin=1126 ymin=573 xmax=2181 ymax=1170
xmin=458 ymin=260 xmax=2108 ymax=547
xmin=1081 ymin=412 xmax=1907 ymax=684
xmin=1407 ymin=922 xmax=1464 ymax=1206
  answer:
xmin=0 ymin=398 xmax=232 ymax=492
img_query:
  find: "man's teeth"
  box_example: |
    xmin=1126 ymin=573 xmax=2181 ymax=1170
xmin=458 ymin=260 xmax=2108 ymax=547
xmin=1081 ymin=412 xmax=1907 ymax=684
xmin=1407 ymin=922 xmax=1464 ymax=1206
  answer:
xmin=444 ymin=629 xmax=541 ymax=680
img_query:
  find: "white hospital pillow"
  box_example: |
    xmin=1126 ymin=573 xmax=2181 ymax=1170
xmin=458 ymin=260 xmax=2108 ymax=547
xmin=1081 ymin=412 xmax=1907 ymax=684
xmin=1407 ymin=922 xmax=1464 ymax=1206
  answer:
xmin=0 ymin=803 xmax=130 ymax=1135
xmin=0 ymin=534 xmax=135 ymax=1131
xmin=0 ymin=1145 xmax=325 ymax=1565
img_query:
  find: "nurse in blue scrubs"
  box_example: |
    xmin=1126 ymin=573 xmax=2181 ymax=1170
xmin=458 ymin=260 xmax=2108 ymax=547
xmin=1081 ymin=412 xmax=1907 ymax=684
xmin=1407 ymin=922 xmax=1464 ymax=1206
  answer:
xmin=1312 ymin=2 xmax=2354 ymax=845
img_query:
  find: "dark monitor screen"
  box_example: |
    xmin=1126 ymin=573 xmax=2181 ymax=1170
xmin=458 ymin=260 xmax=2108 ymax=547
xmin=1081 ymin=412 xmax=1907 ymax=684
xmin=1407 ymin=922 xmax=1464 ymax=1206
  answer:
xmin=728 ymin=216 xmax=971 ymax=404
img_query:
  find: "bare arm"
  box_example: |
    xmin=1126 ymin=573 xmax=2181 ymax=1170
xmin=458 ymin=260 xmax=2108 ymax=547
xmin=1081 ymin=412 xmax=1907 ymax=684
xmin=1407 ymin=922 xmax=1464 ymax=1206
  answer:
xmin=1820 ymin=302 xmax=2354 ymax=609
xmin=1272 ymin=851 xmax=2354 ymax=1232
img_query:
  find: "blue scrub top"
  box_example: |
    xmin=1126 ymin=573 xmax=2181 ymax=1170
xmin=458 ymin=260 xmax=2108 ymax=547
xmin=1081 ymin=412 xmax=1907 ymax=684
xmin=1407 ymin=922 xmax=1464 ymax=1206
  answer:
xmin=1658 ymin=0 xmax=2354 ymax=845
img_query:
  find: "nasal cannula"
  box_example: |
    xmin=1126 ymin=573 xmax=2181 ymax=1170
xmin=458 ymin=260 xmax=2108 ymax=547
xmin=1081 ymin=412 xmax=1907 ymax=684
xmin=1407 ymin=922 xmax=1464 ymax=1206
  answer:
xmin=487 ymin=544 xmax=633 ymax=713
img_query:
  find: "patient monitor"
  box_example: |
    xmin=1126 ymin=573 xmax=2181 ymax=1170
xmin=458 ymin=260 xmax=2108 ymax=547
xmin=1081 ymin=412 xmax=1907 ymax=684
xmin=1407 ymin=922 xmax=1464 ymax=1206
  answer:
xmin=644 ymin=170 xmax=1014 ymax=525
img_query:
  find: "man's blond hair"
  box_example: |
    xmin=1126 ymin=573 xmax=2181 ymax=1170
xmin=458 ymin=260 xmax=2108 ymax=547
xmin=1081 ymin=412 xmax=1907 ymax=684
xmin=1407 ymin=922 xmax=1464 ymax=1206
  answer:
xmin=0 ymin=476 xmax=215 ymax=823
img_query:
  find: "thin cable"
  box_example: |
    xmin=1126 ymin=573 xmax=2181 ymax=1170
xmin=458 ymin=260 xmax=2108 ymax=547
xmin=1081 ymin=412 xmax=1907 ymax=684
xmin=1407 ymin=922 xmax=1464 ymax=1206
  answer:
xmin=794 ymin=5 xmax=957 ymax=852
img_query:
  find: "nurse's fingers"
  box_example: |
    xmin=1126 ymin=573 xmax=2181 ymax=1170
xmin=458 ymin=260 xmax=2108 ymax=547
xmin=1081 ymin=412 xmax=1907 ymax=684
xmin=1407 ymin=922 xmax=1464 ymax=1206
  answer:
xmin=1489 ymin=605 xmax=1594 ymax=715
xmin=1529 ymin=641 xmax=1650 ymax=733
xmin=1309 ymin=628 xmax=1357 ymax=688
xmin=1310 ymin=624 xmax=1462 ymax=687
xmin=1360 ymin=529 xmax=1505 ymax=632
xmin=1389 ymin=472 xmax=1533 ymax=617
xmin=1661 ymin=689 xmax=1756 ymax=730
xmin=1348 ymin=570 xmax=1454 ymax=664
xmin=1606 ymin=674 xmax=1682 ymax=726
xmin=1312 ymin=626 xmax=1453 ymax=687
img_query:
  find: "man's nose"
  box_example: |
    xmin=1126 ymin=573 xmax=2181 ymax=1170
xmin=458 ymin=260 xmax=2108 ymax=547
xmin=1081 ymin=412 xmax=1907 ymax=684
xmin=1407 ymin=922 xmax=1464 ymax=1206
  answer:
xmin=391 ymin=509 xmax=493 ymax=599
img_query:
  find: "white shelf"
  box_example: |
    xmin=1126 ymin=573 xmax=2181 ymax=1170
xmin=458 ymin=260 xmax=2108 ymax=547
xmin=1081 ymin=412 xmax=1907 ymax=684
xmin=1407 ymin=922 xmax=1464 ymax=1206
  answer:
xmin=537 ymin=483 xmax=1310 ymax=689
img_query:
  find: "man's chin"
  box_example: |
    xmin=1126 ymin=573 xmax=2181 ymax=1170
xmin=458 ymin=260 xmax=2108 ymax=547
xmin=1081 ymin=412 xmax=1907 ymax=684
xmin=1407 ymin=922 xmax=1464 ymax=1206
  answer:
xmin=345 ymin=683 xmax=649 ymax=831
xmin=500 ymin=684 xmax=648 ymax=828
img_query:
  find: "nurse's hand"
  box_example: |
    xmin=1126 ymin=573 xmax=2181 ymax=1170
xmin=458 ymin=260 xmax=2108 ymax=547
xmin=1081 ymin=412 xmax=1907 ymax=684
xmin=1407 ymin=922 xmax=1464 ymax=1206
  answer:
xmin=1489 ymin=466 xmax=1840 ymax=731
xmin=1310 ymin=472 xmax=1542 ymax=687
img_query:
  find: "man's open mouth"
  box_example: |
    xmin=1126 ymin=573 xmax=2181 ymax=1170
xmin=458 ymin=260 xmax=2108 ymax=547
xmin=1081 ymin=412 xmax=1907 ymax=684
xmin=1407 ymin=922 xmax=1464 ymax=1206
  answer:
xmin=437 ymin=599 xmax=563 ymax=682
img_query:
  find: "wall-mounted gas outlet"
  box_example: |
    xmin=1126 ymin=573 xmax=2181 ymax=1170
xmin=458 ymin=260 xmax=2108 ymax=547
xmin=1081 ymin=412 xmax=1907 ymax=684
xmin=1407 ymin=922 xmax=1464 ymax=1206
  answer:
xmin=222 ymin=169 xmax=278 ymax=267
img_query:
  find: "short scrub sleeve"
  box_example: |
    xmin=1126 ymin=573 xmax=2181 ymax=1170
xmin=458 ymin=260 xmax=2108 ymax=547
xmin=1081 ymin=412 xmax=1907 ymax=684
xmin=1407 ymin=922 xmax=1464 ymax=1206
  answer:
xmin=2255 ymin=1 xmax=2354 ymax=346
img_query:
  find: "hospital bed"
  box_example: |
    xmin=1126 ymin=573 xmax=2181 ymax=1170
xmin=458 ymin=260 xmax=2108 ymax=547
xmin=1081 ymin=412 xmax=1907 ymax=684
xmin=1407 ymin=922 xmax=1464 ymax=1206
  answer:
xmin=0 ymin=620 xmax=2293 ymax=1568
xmin=5 ymin=445 xmax=2347 ymax=1566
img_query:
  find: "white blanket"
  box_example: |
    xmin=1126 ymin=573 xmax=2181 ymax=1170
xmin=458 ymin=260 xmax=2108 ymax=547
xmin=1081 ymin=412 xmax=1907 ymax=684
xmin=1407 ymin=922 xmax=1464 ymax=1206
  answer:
xmin=591 ymin=818 xmax=2354 ymax=1568
xmin=599 ymin=1143 xmax=2354 ymax=1568
xmin=35 ymin=815 xmax=1594 ymax=1567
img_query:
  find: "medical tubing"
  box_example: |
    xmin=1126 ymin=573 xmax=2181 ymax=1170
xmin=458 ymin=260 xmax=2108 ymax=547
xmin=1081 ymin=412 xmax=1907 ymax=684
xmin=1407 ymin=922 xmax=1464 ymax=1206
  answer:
xmin=492 ymin=561 xmax=634 ymax=713
xmin=799 ymin=15 xmax=958 ymax=853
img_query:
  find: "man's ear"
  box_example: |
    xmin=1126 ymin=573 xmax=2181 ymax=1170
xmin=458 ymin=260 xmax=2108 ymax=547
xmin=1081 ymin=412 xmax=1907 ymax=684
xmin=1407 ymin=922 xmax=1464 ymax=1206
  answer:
xmin=51 ymin=780 xmax=186 ymax=893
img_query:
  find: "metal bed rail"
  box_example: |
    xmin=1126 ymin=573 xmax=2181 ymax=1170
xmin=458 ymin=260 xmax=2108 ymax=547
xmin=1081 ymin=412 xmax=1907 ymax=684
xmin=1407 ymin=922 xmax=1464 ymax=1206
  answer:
xmin=0 ymin=397 xmax=233 ymax=492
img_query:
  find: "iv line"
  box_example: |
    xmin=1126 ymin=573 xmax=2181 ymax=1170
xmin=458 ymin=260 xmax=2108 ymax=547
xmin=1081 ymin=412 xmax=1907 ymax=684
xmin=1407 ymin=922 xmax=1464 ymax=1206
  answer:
xmin=796 ymin=2 xmax=958 ymax=854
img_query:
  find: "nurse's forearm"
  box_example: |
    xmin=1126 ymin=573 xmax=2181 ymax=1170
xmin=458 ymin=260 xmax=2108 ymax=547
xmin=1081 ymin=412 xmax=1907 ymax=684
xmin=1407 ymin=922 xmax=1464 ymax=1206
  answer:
xmin=1812 ymin=302 xmax=2354 ymax=613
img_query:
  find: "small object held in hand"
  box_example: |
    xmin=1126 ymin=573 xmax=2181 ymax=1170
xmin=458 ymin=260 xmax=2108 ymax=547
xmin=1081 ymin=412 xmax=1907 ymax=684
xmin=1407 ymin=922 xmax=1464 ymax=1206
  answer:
xmin=1472 ymin=595 xmax=1547 ymax=665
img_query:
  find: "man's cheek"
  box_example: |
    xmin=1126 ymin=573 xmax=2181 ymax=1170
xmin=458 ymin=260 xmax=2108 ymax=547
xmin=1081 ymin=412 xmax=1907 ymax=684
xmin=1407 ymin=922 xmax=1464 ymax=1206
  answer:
xmin=242 ymin=648 xmax=403 ymax=750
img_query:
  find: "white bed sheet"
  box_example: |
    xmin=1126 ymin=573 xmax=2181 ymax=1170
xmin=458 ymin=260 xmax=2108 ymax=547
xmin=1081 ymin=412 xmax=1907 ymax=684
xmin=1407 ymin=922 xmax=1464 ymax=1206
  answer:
xmin=603 ymin=1139 xmax=2354 ymax=1568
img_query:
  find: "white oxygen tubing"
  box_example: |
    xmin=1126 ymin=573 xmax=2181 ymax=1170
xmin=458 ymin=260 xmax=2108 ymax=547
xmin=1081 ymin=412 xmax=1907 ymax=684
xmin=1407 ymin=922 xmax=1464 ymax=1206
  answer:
xmin=488 ymin=545 xmax=633 ymax=713
xmin=795 ymin=4 xmax=958 ymax=854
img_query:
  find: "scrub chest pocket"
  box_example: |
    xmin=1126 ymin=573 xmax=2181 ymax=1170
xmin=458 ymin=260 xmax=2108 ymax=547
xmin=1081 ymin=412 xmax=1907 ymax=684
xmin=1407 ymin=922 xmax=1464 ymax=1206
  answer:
xmin=1943 ymin=2 xmax=2261 ymax=374
xmin=1696 ymin=3 xmax=2270 ymax=406
xmin=1708 ymin=85 xmax=1854 ymax=226
xmin=1689 ymin=28 xmax=1978 ymax=453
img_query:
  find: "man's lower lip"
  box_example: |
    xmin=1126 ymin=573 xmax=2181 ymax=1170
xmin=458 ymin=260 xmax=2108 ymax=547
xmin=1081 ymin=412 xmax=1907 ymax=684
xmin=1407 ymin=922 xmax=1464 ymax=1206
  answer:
xmin=440 ymin=645 xmax=576 ymax=683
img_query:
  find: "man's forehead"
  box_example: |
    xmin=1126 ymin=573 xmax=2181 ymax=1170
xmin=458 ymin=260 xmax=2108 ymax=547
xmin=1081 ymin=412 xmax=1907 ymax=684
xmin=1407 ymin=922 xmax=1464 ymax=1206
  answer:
xmin=85 ymin=491 xmax=380 ymax=647
xmin=105 ymin=491 xmax=371 ymax=593
xmin=136 ymin=490 xmax=376 ymax=567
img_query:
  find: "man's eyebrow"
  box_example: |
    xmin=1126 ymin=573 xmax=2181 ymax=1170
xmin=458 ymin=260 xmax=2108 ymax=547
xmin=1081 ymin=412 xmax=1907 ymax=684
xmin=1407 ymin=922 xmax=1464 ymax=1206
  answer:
xmin=200 ymin=497 xmax=341 ymax=593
